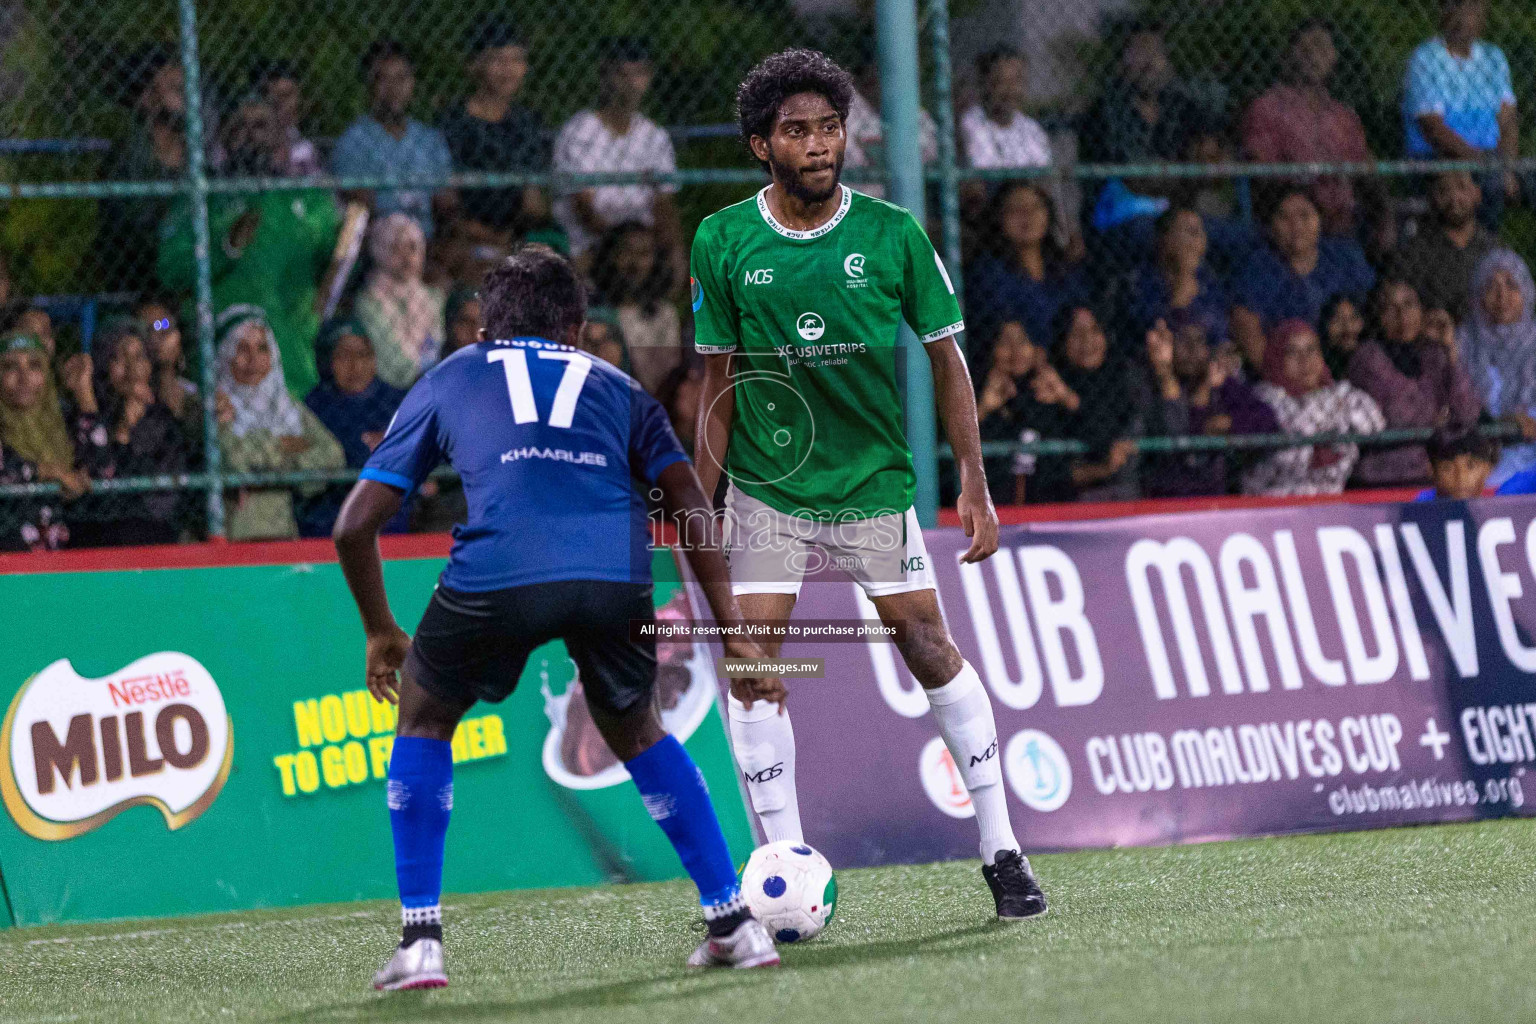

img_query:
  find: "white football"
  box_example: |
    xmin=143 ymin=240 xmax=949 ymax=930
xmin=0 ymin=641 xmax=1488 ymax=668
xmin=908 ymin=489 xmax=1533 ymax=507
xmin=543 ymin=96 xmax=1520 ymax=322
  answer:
xmin=739 ymin=840 xmax=837 ymax=943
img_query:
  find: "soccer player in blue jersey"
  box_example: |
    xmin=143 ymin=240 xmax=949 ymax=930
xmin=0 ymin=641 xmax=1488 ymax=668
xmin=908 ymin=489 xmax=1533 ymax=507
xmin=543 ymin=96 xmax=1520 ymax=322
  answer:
xmin=333 ymin=245 xmax=785 ymax=989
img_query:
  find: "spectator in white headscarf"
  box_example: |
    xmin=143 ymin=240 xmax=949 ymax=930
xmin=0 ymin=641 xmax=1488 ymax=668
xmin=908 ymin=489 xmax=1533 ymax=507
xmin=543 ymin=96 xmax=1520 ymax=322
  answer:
xmin=356 ymin=212 xmax=446 ymax=388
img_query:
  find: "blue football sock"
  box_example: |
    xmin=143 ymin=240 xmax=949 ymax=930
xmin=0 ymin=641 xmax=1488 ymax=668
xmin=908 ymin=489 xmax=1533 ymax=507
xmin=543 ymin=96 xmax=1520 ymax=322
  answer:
xmin=625 ymin=735 xmax=742 ymax=909
xmin=387 ymin=736 xmax=453 ymax=922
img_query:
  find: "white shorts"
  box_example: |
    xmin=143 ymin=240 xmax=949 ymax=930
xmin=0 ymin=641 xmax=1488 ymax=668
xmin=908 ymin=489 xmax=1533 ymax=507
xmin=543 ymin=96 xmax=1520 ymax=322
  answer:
xmin=722 ymin=485 xmax=936 ymax=598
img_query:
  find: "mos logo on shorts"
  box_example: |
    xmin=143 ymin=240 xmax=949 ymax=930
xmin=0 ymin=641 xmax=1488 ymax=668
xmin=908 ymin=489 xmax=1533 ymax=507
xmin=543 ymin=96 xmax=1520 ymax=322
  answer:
xmin=0 ymin=652 xmax=233 ymax=841
xmin=797 ymin=312 xmax=826 ymax=342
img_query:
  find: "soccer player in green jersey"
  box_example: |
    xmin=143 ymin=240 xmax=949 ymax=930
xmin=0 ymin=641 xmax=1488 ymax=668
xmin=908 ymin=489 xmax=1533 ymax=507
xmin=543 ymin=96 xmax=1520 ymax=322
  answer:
xmin=692 ymin=49 xmax=1046 ymax=920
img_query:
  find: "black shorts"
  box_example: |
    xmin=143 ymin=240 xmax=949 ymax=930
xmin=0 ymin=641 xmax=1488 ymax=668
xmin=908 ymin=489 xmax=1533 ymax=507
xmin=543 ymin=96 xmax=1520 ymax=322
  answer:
xmin=405 ymin=579 xmax=657 ymax=715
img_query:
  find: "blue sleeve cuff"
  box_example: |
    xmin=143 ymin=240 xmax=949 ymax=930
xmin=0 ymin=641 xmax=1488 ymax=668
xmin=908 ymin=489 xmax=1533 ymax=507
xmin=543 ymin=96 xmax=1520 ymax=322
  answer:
xmin=360 ymin=467 xmax=416 ymax=492
xmin=645 ymin=450 xmax=690 ymax=484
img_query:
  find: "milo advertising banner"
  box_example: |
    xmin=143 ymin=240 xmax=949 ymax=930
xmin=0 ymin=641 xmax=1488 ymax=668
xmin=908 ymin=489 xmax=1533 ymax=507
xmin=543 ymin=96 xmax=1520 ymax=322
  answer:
xmin=687 ymin=498 xmax=1536 ymax=869
xmin=0 ymin=548 xmax=752 ymax=927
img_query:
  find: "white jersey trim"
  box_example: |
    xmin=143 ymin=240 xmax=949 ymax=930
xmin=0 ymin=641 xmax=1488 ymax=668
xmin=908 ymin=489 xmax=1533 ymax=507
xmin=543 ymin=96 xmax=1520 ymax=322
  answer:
xmin=919 ymin=320 xmax=965 ymax=344
xmin=755 ymin=184 xmax=852 ymax=241
xmin=694 ymin=342 xmax=738 ymax=354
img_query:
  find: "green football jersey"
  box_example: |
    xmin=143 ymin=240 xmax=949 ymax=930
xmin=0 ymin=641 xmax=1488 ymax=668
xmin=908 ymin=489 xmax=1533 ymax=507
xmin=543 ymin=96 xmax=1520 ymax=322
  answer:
xmin=690 ymin=185 xmax=964 ymax=518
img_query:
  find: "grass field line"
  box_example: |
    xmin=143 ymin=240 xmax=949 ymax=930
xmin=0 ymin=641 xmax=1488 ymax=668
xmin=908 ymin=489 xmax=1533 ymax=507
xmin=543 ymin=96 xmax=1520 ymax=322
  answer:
xmin=16 ymin=907 xmax=388 ymax=946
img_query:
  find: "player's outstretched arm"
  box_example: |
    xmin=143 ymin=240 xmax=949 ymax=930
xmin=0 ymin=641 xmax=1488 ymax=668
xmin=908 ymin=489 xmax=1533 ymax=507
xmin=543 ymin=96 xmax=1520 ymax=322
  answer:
xmin=694 ymin=354 xmax=734 ymax=510
xmin=334 ymin=480 xmax=411 ymax=704
xmin=655 ymin=460 xmax=786 ymax=710
xmin=926 ymin=337 xmax=999 ymax=564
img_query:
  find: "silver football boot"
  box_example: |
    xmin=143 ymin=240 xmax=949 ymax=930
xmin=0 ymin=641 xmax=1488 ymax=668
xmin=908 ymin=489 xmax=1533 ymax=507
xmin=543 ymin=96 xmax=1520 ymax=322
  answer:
xmin=373 ymin=938 xmax=448 ymax=991
xmin=687 ymin=916 xmax=781 ymax=969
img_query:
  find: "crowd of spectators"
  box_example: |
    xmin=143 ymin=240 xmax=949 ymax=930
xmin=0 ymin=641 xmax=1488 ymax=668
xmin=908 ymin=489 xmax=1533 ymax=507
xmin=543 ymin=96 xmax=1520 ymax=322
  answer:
xmin=968 ymin=0 xmax=1535 ymax=506
xmin=2 ymin=0 xmax=1534 ymax=550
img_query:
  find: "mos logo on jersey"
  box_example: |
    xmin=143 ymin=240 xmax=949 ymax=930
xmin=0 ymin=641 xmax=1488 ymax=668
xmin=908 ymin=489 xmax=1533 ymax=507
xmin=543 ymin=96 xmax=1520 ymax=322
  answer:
xmin=0 ymin=652 xmax=233 ymax=841
xmin=690 ymin=276 xmax=703 ymax=313
xmin=796 ymin=312 xmax=826 ymax=342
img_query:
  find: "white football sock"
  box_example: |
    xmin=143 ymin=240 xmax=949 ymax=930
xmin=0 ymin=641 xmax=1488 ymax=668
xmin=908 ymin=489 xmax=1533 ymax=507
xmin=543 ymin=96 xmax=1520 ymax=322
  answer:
xmin=925 ymin=661 xmax=1019 ymax=865
xmin=728 ymin=693 xmax=803 ymax=844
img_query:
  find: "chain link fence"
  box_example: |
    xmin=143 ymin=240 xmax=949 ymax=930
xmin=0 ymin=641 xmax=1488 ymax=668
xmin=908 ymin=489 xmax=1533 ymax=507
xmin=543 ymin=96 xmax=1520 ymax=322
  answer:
xmin=3 ymin=0 xmax=1536 ymax=547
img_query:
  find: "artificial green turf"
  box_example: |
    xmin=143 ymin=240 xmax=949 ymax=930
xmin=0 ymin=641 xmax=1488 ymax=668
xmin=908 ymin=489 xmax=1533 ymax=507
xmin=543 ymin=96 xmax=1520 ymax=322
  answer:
xmin=3 ymin=818 xmax=1533 ymax=1023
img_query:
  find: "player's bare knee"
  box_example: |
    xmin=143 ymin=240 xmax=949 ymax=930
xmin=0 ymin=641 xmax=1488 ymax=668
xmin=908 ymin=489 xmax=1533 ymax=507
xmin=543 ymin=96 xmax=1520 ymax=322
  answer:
xmin=394 ymin=677 xmax=464 ymax=741
xmin=898 ymin=623 xmax=963 ymax=689
xmin=589 ymin=697 xmax=664 ymax=762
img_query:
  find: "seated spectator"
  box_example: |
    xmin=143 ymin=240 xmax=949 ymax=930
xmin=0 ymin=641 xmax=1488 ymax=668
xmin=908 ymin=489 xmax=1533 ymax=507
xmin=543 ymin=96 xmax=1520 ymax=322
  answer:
xmin=591 ymin=221 xmax=681 ymax=393
xmin=1390 ymin=172 xmax=1497 ymax=323
xmin=331 ymin=40 xmax=454 ymax=240
xmin=1320 ymin=292 xmax=1367 ymax=379
xmin=213 ymin=307 xmax=344 ymax=541
xmin=579 ymin=311 xmax=628 ymax=371
xmin=0 ymin=332 xmax=88 ymax=503
xmin=440 ymin=21 xmax=551 ymax=251
xmin=846 ymin=45 xmax=938 ymax=199
xmin=253 ymin=59 xmax=322 ymax=176
xmin=10 ymin=306 xmax=56 ymax=360
xmin=1403 ymin=0 xmax=1520 ymax=221
xmin=356 ymin=213 xmax=445 ymax=389
xmin=1417 ymin=427 xmax=1499 ymax=500
xmin=60 ymin=319 xmax=189 ymax=547
xmin=1244 ymin=319 xmax=1385 ymax=496
xmin=1349 ymin=278 xmax=1481 ymax=486
xmin=656 ymin=360 xmax=704 ymax=459
xmin=553 ymin=39 xmax=684 ymax=279
xmin=0 ymin=431 xmax=66 ymax=551
xmin=160 ymin=94 xmax=340 ymax=398
xmin=1242 ymin=19 xmax=1375 ymax=236
xmin=301 ymin=320 xmax=409 ymax=537
xmin=1081 ymin=21 xmax=1207 ymax=172
xmin=975 ymin=321 xmax=1044 ymax=504
xmin=1231 ymin=187 xmax=1376 ymax=368
xmin=1048 ymin=305 xmax=1141 ymax=503
xmin=964 ymin=182 xmax=1089 ymax=375
xmin=99 ymin=44 xmax=216 ymax=290
xmin=1142 ymin=319 xmax=1279 ymax=497
xmin=1118 ymin=204 xmax=1229 ymax=354
xmin=1458 ymin=249 xmax=1536 ymax=485
xmin=443 ymin=288 xmax=483 ymax=356
xmin=960 ymin=45 xmax=1050 ymax=172
xmin=133 ymin=296 xmax=200 ymax=438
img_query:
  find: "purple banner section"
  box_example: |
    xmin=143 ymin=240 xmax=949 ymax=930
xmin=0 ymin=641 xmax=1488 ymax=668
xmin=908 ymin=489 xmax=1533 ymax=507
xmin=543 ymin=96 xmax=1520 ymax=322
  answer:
xmin=691 ymin=497 xmax=1536 ymax=869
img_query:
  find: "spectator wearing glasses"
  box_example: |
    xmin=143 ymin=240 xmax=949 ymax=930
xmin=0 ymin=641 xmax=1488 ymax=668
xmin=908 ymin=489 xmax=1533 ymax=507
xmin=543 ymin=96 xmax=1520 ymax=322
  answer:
xmin=158 ymin=95 xmax=341 ymax=398
xmin=1243 ymin=319 xmax=1384 ymax=496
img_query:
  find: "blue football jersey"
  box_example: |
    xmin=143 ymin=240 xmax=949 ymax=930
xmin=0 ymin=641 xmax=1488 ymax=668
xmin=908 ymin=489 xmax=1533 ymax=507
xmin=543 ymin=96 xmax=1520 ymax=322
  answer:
xmin=361 ymin=337 xmax=689 ymax=591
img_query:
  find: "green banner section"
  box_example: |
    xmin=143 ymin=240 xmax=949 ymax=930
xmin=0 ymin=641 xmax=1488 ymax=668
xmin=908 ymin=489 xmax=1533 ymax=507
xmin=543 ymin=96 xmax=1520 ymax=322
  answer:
xmin=0 ymin=551 xmax=752 ymax=926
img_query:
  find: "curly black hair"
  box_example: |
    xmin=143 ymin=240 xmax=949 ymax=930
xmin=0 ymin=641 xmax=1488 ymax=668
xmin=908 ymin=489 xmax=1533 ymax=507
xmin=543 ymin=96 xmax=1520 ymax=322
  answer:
xmin=481 ymin=244 xmax=587 ymax=342
xmin=736 ymin=48 xmax=853 ymax=172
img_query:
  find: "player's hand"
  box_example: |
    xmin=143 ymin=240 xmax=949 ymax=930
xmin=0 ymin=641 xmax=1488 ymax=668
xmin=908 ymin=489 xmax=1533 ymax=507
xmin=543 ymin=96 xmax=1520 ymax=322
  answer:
xmin=724 ymin=638 xmax=787 ymax=713
xmin=364 ymin=626 xmax=411 ymax=704
xmin=957 ymin=484 xmax=999 ymax=563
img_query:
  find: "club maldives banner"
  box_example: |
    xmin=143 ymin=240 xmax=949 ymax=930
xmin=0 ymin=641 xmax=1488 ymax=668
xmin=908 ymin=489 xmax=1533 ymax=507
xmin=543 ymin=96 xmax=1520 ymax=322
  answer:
xmin=691 ymin=497 xmax=1536 ymax=870
xmin=0 ymin=549 xmax=752 ymax=927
